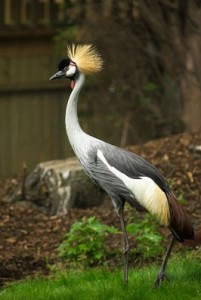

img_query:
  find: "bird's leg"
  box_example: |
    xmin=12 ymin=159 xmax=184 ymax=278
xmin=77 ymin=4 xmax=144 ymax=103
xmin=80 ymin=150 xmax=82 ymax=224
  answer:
xmin=118 ymin=207 xmax=130 ymax=285
xmin=154 ymin=236 xmax=175 ymax=288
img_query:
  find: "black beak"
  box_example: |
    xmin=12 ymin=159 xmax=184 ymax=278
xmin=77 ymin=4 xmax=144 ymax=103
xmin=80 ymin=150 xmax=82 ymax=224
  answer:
xmin=49 ymin=70 xmax=66 ymax=80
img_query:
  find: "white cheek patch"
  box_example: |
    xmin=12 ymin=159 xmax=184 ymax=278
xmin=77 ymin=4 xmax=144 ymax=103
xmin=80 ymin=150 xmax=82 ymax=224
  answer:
xmin=97 ymin=149 xmax=170 ymax=225
xmin=66 ymin=65 xmax=76 ymax=77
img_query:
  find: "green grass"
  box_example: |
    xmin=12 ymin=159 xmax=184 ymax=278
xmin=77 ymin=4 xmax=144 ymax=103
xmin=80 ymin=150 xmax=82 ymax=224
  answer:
xmin=1 ymin=258 xmax=201 ymax=300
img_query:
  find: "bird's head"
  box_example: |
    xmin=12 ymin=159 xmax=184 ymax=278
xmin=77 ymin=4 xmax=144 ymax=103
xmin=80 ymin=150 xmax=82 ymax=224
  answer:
xmin=49 ymin=44 xmax=103 ymax=89
xmin=49 ymin=58 xmax=78 ymax=89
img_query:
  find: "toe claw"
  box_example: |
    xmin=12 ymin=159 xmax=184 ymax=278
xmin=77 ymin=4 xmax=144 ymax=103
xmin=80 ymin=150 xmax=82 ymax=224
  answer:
xmin=154 ymin=272 xmax=169 ymax=288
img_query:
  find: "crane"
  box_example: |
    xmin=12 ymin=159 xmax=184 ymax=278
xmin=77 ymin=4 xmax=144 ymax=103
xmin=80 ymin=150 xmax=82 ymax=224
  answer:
xmin=49 ymin=44 xmax=194 ymax=287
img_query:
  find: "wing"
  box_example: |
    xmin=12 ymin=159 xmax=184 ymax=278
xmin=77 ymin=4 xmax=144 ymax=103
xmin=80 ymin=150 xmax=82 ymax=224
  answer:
xmin=107 ymin=145 xmax=170 ymax=192
xmin=88 ymin=142 xmax=170 ymax=194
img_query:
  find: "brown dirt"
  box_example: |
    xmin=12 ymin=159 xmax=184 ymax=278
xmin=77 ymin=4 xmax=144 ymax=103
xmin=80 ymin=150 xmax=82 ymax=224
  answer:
xmin=0 ymin=132 xmax=201 ymax=286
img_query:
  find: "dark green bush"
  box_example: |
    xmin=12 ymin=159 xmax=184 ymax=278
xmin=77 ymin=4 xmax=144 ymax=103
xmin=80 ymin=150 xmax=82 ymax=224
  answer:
xmin=58 ymin=216 xmax=118 ymax=266
xmin=127 ymin=214 xmax=164 ymax=259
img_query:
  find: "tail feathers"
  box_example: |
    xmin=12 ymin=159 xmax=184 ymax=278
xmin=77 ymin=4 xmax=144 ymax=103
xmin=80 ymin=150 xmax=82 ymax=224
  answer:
xmin=167 ymin=192 xmax=194 ymax=242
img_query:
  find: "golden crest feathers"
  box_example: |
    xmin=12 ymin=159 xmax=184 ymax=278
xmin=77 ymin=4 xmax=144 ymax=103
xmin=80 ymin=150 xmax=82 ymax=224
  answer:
xmin=67 ymin=44 xmax=103 ymax=74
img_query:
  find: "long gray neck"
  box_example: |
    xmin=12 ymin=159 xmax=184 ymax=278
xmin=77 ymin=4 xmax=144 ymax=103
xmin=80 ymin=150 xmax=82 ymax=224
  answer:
xmin=65 ymin=72 xmax=87 ymax=155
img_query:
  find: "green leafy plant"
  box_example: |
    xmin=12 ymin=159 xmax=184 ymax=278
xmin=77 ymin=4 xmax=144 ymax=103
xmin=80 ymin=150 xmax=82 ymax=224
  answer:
xmin=127 ymin=214 xmax=164 ymax=259
xmin=58 ymin=216 xmax=119 ymax=266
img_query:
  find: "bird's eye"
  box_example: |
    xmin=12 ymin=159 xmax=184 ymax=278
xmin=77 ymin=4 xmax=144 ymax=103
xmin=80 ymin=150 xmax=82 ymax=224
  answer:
xmin=64 ymin=67 xmax=68 ymax=72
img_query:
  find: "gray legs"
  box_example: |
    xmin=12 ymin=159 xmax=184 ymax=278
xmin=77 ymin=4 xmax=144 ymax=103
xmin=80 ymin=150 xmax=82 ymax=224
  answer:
xmin=154 ymin=236 xmax=175 ymax=288
xmin=115 ymin=197 xmax=175 ymax=287
xmin=112 ymin=197 xmax=130 ymax=284
xmin=118 ymin=209 xmax=175 ymax=287
xmin=118 ymin=205 xmax=130 ymax=285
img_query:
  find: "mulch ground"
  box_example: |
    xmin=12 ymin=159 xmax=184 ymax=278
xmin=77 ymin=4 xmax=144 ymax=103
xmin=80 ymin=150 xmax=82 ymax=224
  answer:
xmin=0 ymin=132 xmax=201 ymax=286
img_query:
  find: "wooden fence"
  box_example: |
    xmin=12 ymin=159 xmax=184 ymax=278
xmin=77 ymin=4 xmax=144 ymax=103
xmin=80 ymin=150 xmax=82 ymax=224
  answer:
xmin=0 ymin=53 xmax=74 ymax=178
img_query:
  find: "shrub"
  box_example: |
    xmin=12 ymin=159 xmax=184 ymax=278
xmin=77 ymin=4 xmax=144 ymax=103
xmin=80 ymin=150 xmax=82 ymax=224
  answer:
xmin=58 ymin=216 xmax=118 ymax=266
xmin=127 ymin=214 xmax=164 ymax=259
xmin=59 ymin=212 xmax=165 ymax=267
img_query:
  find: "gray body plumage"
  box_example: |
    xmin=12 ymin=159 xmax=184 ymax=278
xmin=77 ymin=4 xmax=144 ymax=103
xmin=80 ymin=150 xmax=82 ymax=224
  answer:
xmin=65 ymin=73 xmax=170 ymax=213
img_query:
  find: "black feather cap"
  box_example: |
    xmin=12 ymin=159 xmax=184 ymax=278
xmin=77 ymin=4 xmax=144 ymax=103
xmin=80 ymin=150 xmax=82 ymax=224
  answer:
xmin=58 ymin=58 xmax=71 ymax=70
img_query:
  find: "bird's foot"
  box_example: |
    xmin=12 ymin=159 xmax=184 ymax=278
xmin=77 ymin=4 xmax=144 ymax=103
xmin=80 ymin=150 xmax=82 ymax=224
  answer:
xmin=153 ymin=272 xmax=170 ymax=288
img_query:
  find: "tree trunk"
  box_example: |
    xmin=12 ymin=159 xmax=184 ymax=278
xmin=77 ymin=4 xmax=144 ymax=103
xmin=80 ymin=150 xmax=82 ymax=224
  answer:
xmin=4 ymin=157 xmax=104 ymax=215
xmin=180 ymin=18 xmax=201 ymax=132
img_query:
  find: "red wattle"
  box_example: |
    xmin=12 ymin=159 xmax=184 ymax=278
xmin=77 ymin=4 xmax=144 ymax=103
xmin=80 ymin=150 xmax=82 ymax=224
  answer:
xmin=71 ymin=80 xmax=75 ymax=89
